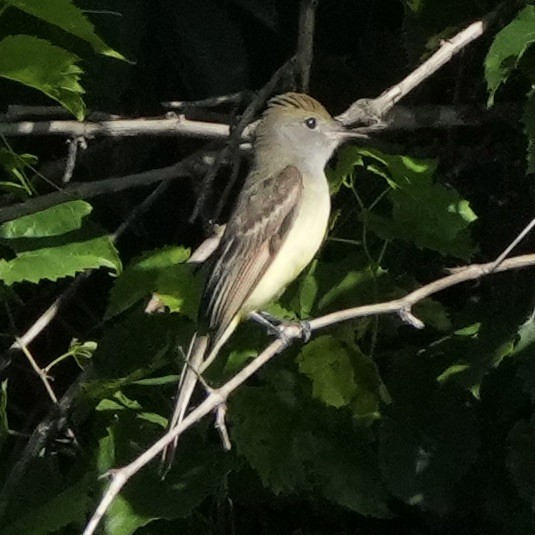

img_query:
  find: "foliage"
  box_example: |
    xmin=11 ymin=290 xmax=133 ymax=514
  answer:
xmin=0 ymin=0 xmax=124 ymax=119
xmin=0 ymin=200 xmax=121 ymax=284
xmin=0 ymin=1 xmax=534 ymax=535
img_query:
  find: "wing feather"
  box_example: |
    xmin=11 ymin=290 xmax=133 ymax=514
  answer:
xmin=200 ymin=165 xmax=303 ymax=346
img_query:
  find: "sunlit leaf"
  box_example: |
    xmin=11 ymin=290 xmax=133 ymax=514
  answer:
xmin=0 ymin=35 xmax=86 ymax=119
xmin=485 ymin=5 xmax=535 ymax=105
xmin=5 ymin=0 xmax=126 ymax=60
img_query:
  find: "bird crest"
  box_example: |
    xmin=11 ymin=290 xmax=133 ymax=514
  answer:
xmin=266 ymin=92 xmax=332 ymax=120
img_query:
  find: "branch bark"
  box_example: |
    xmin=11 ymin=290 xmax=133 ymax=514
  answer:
xmin=82 ymin=251 xmax=535 ymax=535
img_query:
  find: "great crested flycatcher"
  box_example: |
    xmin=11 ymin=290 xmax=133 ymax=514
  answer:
xmin=162 ymin=92 xmax=360 ymax=467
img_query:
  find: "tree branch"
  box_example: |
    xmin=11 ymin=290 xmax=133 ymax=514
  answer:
xmin=336 ymin=19 xmax=489 ymax=126
xmin=0 ymin=116 xmax=237 ymax=139
xmin=296 ymin=0 xmax=319 ymax=92
xmin=82 ymin=251 xmax=535 ymax=535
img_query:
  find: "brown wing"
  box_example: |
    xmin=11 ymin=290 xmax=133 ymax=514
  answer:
xmin=199 ymin=165 xmax=303 ymax=346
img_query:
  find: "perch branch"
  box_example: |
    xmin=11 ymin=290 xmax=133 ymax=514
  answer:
xmin=83 ymin=251 xmax=535 ymax=535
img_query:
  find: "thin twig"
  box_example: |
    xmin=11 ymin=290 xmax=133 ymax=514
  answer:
xmin=336 ymin=19 xmax=490 ymax=126
xmin=296 ymin=0 xmax=319 ymax=92
xmin=486 ymin=216 xmax=535 ymax=273
xmin=0 ymin=105 xmax=120 ymax=122
xmin=83 ymin=252 xmax=535 ymax=535
xmin=0 ymin=370 xmax=90 ymax=519
xmin=16 ymin=336 xmax=58 ymax=404
xmin=0 ymin=156 xmax=203 ymax=224
xmin=190 ymin=57 xmax=297 ymax=223
xmin=162 ymin=92 xmax=249 ymax=110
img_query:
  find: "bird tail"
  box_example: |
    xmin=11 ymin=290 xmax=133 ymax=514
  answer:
xmin=160 ymin=332 xmax=209 ymax=476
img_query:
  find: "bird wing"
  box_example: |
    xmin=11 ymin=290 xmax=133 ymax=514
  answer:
xmin=200 ymin=164 xmax=303 ymax=346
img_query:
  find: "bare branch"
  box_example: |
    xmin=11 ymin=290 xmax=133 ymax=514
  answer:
xmin=0 ymin=116 xmax=237 ymax=139
xmin=0 ymin=157 xmax=203 ymax=224
xmin=16 ymin=336 xmax=58 ymax=404
xmin=336 ymin=20 xmax=488 ymax=126
xmin=486 ymin=216 xmax=535 ymax=273
xmin=296 ymin=0 xmax=319 ymax=92
xmin=162 ymin=91 xmax=249 ymax=110
xmin=83 ymin=252 xmax=535 ymax=535
xmin=0 ymin=105 xmax=120 ymax=122
xmin=190 ymin=57 xmax=297 ymax=223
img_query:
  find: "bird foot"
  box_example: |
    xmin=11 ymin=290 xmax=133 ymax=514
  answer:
xmin=248 ymin=311 xmax=311 ymax=346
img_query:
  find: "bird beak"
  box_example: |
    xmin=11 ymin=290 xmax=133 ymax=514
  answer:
xmin=327 ymin=120 xmax=366 ymax=142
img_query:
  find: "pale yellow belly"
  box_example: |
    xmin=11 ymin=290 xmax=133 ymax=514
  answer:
xmin=244 ymin=175 xmax=330 ymax=312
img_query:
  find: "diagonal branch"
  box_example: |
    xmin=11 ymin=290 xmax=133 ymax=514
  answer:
xmin=82 ymin=250 xmax=535 ymax=535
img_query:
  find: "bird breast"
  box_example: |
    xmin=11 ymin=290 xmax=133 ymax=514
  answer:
xmin=244 ymin=170 xmax=331 ymax=312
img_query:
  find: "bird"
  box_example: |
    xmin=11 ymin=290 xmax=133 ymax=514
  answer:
xmin=162 ymin=92 xmax=361 ymax=469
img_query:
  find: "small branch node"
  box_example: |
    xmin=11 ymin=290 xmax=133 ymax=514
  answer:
xmin=214 ymin=402 xmax=232 ymax=451
xmin=398 ymin=307 xmax=425 ymax=329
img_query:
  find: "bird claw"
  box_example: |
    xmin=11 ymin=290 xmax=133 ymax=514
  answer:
xmin=276 ymin=320 xmax=311 ymax=347
xmin=248 ymin=311 xmax=312 ymax=346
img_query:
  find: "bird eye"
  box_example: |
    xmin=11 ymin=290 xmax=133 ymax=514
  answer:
xmin=304 ymin=117 xmax=317 ymax=129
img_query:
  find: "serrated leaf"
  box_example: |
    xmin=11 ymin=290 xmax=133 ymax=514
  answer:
xmin=106 ymin=246 xmax=197 ymax=320
xmin=327 ymin=145 xmax=363 ymax=194
xmin=231 ymin=386 xmax=310 ymax=493
xmin=154 ymin=262 xmax=201 ymax=321
xmin=413 ymin=298 xmax=452 ymax=331
xmin=359 ymin=150 xmax=477 ymax=259
xmin=297 ymin=336 xmax=357 ymax=408
xmin=0 ymin=227 xmax=121 ymax=285
xmin=5 ymin=0 xmax=126 ymax=60
xmin=96 ymin=419 xmax=240 ymax=534
xmin=485 ymin=6 xmax=535 ymax=106
xmin=231 ymin=382 xmax=390 ymax=516
xmin=0 ymin=147 xmax=38 ymax=194
xmin=0 ymin=200 xmax=92 ymax=239
xmin=0 ymin=35 xmax=86 ymax=119
xmin=298 ymin=259 xmax=319 ymax=317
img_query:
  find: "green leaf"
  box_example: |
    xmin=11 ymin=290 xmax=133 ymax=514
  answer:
xmin=327 ymin=145 xmax=363 ymax=194
xmin=85 ymin=310 xmax=193 ymax=400
xmin=359 ymin=150 xmax=477 ymax=259
xmin=106 ymin=246 xmax=199 ymax=320
xmin=0 ymin=147 xmax=38 ymax=195
xmin=4 ymin=0 xmax=126 ymax=60
xmin=0 ymin=457 xmax=92 ymax=534
xmin=0 ymin=227 xmax=121 ymax=284
xmin=0 ymin=201 xmax=120 ymax=285
xmin=0 ymin=200 xmax=92 ymax=238
xmin=413 ymin=297 xmax=452 ymax=332
xmin=95 ymin=418 xmax=240 ymax=534
xmin=0 ymin=35 xmax=86 ymax=119
xmin=154 ymin=262 xmax=201 ymax=321
xmin=485 ymin=6 xmax=535 ymax=106
xmin=231 ymin=382 xmax=390 ymax=516
xmin=297 ymin=336 xmax=357 ymax=408
xmin=1 ymin=478 xmax=91 ymax=534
